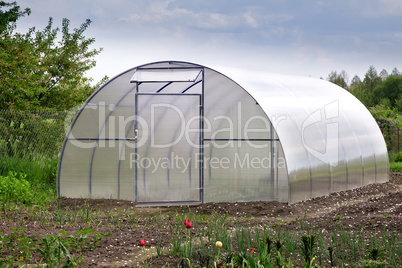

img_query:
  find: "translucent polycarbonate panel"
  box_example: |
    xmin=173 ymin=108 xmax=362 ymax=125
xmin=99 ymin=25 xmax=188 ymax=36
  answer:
xmin=275 ymin=141 xmax=289 ymax=202
xmin=375 ymin=152 xmax=389 ymax=183
xmin=136 ymin=94 xmax=201 ymax=203
xmin=68 ymin=104 xmax=104 ymax=139
xmin=96 ymin=106 xmax=136 ymax=140
xmin=69 ymin=88 xmax=136 ymax=139
xmin=89 ymin=68 xmax=137 ymax=106
xmin=341 ymin=105 xmax=376 ymax=187
xmin=59 ymin=140 xmax=96 ymax=198
xmin=117 ymin=141 xmax=136 ymax=200
xmin=137 ymin=81 xmax=202 ymax=94
xmin=130 ymin=69 xmax=202 ymax=82
xmin=204 ymin=141 xmax=275 ymax=202
xmin=220 ymin=67 xmax=389 ymax=203
xmin=90 ymin=85 xmax=136 ymax=106
xmin=203 ymin=69 xmax=271 ymax=140
xmin=90 ymin=145 xmax=120 ymax=199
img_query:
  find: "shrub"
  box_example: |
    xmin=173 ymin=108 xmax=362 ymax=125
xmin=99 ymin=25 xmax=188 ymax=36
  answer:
xmin=0 ymin=171 xmax=33 ymax=204
xmin=369 ymin=105 xmax=399 ymax=128
xmin=394 ymin=152 xmax=402 ymax=162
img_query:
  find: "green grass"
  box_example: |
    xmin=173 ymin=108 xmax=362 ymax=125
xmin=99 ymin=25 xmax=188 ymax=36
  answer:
xmin=389 ymin=161 xmax=402 ymax=172
xmin=0 ymin=155 xmax=58 ymax=204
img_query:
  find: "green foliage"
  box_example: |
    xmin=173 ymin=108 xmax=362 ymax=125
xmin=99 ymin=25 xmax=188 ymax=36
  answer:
xmin=299 ymin=233 xmax=317 ymax=266
xmin=389 ymin=162 xmax=402 ymax=172
xmin=394 ymin=152 xmax=402 ymax=162
xmin=327 ymin=70 xmax=348 ymax=90
xmin=0 ymin=171 xmax=33 ymax=204
xmin=369 ymin=105 xmax=399 ymax=128
xmin=0 ymin=1 xmax=31 ymax=34
xmin=0 ymin=1 xmax=105 ymax=111
xmin=0 ymin=155 xmax=57 ymax=204
xmin=0 ymin=227 xmax=110 ymax=267
xmin=0 ymin=227 xmax=38 ymax=266
xmin=373 ymin=76 xmax=402 ymax=110
xmin=363 ymin=66 xmax=382 ymax=92
xmin=349 ymin=66 xmax=402 ymax=112
xmin=350 ymin=85 xmax=376 ymax=107
xmin=0 ymin=110 xmax=68 ymax=158
xmin=36 ymin=234 xmax=78 ymax=267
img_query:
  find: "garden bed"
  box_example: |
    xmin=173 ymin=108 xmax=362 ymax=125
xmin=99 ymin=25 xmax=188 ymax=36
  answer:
xmin=1 ymin=173 xmax=401 ymax=267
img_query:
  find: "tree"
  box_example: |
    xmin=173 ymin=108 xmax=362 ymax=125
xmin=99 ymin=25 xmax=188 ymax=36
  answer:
xmin=379 ymin=69 xmax=388 ymax=81
xmin=373 ymin=75 xmax=402 ymax=109
xmin=391 ymin=67 xmax=400 ymax=77
xmin=350 ymin=83 xmax=376 ymax=108
xmin=327 ymin=70 xmax=349 ymax=90
xmin=0 ymin=1 xmax=30 ymax=35
xmin=363 ymin=65 xmax=381 ymax=91
xmin=0 ymin=1 xmax=105 ymax=110
xmin=350 ymin=75 xmax=362 ymax=89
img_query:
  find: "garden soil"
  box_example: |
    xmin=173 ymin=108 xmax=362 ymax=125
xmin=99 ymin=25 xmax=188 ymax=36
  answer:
xmin=1 ymin=173 xmax=401 ymax=267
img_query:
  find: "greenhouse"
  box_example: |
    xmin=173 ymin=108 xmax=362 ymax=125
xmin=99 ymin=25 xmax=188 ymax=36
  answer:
xmin=58 ymin=61 xmax=389 ymax=205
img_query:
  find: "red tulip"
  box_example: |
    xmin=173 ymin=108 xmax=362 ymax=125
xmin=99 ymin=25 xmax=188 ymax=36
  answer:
xmin=139 ymin=240 xmax=146 ymax=247
xmin=185 ymin=221 xmax=192 ymax=229
xmin=250 ymin=247 xmax=255 ymax=254
xmin=184 ymin=219 xmax=190 ymax=225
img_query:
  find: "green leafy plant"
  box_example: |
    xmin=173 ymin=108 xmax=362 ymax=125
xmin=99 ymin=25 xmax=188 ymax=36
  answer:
xmin=394 ymin=151 xmax=402 ymax=162
xmin=0 ymin=171 xmax=33 ymax=204
xmin=300 ymin=233 xmax=317 ymax=266
xmin=36 ymin=234 xmax=78 ymax=267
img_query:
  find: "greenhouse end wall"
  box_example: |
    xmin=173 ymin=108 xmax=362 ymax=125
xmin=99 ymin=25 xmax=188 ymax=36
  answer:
xmin=58 ymin=61 xmax=388 ymax=205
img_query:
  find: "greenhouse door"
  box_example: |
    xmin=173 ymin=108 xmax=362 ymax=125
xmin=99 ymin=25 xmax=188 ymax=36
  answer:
xmin=135 ymin=93 xmax=202 ymax=204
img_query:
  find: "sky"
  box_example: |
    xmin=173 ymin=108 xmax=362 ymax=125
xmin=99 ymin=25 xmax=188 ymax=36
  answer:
xmin=14 ymin=0 xmax=402 ymax=85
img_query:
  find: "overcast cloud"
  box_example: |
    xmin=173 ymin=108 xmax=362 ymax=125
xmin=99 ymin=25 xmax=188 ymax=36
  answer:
xmin=14 ymin=0 xmax=402 ymax=84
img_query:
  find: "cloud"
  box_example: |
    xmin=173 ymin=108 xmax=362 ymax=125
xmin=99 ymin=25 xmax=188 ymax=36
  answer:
xmin=119 ymin=0 xmax=294 ymax=34
xmin=395 ymin=32 xmax=402 ymax=39
xmin=243 ymin=12 xmax=258 ymax=28
xmin=364 ymin=0 xmax=402 ymax=16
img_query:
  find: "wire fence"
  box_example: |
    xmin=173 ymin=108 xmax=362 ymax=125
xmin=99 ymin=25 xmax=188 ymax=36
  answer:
xmin=381 ymin=127 xmax=401 ymax=153
xmin=0 ymin=110 xmax=77 ymax=159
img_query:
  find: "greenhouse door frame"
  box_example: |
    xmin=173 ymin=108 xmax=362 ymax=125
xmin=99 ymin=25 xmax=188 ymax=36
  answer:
xmin=134 ymin=93 xmax=204 ymax=205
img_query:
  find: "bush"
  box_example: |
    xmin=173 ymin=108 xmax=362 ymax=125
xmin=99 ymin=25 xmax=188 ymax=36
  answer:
xmin=394 ymin=152 xmax=402 ymax=162
xmin=0 ymin=171 xmax=33 ymax=204
xmin=369 ymin=105 xmax=399 ymax=128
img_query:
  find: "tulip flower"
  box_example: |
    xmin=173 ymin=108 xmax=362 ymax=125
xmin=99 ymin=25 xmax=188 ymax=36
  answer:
xmin=185 ymin=221 xmax=192 ymax=229
xmin=184 ymin=219 xmax=190 ymax=225
xmin=215 ymin=241 xmax=223 ymax=248
xmin=139 ymin=240 xmax=146 ymax=247
xmin=250 ymin=247 xmax=255 ymax=254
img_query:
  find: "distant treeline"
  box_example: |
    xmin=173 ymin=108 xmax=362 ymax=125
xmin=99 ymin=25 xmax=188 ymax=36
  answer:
xmin=326 ymin=66 xmax=402 ymax=111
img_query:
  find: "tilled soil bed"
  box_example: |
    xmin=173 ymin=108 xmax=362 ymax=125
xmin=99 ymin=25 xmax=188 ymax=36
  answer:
xmin=0 ymin=173 xmax=401 ymax=267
